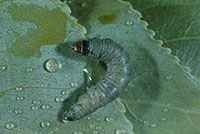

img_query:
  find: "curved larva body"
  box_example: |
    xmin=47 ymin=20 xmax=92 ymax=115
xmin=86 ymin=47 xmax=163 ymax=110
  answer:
xmin=63 ymin=38 xmax=131 ymax=121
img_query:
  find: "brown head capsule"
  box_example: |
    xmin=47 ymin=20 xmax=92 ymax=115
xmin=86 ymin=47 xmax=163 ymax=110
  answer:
xmin=64 ymin=38 xmax=131 ymax=121
xmin=72 ymin=40 xmax=90 ymax=55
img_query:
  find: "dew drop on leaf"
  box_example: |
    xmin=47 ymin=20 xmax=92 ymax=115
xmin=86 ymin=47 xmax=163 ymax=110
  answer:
xmin=126 ymin=20 xmax=133 ymax=26
xmin=41 ymin=104 xmax=50 ymax=110
xmin=162 ymin=108 xmax=169 ymax=112
xmin=32 ymin=100 xmax=41 ymax=105
xmin=93 ymin=130 xmax=98 ymax=134
xmin=40 ymin=84 xmax=45 ymax=87
xmin=61 ymin=90 xmax=68 ymax=96
xmin=40 ymin=121 xmax=50 ymax=128
xmin=89 ymin=125 xmax=95 ymax=129
xmin=96 ymin=126 xmax=100 ymax=130
xmin=105 ymin=117 xmax=114 ymax=122
xmin=14 ymin=109 xmax=23 ymax=114
xmin=55 ymin=96 xmax=64 ymax=103
xmin=143 ymin=120 xmax=148 ymax=124
xmin=31 ymin=106 xmax=38 ymax=110
xmin=43 ymin=76 xmax=49 ymax=80
xmin=81 ymin=2 xmax=87 ymax=7
xmin=15 ymin=87 xmax=23 ymax=91
xmin=83 ymin=68 xmax=89 ymax=73
xmin=16 ymin=97 xmax=25 ymax=101
xmin=0 ymin=65 xmax=6 ymax=70
xmin=44 ymin=58 xmax=61 ymax=73
xmin=150 ymin=124 xmax=157 ymax=128
xmin=0 ymin=33 xmax=4 ymax=37
xmin=25 ymin=67 xmax=33 ymax=72
xmin=70 ymin=82 xmax=78 ymax=87
xmin=161 ymin=117 xmax=167 ymax=121
xmin=5 ymin=122 xmax=15 ymax=129
xmin=87 ymin=117 xmax=91 ymax=120
xmin=165 ymin=75 xmax=172 ymax=81
xmin=115 ymin=128 xmax=127 ymax=134
xmin=73 ymin=132 xmax=83 ymax=134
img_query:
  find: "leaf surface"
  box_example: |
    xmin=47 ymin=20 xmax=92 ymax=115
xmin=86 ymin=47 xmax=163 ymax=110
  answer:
xmin=0 ymin=0 xmax=133 ymax=133
xmin=65 ymin=0 xmax=200 ymax=134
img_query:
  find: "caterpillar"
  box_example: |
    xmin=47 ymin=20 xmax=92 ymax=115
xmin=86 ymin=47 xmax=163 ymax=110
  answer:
xmin=63 ymin=38 xmax=131 ymax=121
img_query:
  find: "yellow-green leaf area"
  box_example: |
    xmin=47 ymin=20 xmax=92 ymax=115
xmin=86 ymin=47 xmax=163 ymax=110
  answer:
xmin=6 ymin=3 xmax=68 ymax=58
xmin=0 ymin=0 xmax=134 ymax=133
xmin=98 ymin=14 xmax=116 ymax=25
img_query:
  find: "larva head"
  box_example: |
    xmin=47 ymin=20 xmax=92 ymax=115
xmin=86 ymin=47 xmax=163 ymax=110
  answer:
xmin=72 ymin=40 xmax=89 ymax=55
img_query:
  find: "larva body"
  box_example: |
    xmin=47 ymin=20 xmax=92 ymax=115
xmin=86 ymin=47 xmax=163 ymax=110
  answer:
xmin=64 ymin=38 xmax=131 ymax=121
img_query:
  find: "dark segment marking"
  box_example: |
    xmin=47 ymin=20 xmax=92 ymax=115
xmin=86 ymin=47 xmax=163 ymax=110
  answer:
xmin=63 ymin=38 xmax=131 ymax=121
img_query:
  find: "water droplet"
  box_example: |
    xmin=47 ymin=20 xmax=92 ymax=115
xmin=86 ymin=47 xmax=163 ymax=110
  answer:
xmin=93 ymin=131 xmax=98 ymax=134
xmin=165 ymin=75 xmax=172 ymax=81
xmin=25 ymin=67 xmax=33 ymax=72
xmin=81 ymin=2 xmax=87 ymax=7
xmin=0 ymin=33 xmax=4 ymax=37
xmin=161 ymin=117 xmax=166 ymax=121
xmin=89 ymin=125 xmax=95 ymax=128
xmin=87 ymin=117 xmax=91 ymax=120
xmin=16 ymin=97 xmax=25 ymax=101
xmin=8 ymin=30 xmax=13 ymax=34
xmin=40 ymin=84 xmax=45 ymax=87
xmin=43 ymin=76 xmax=49 ymax=80
xmin=96 ymin=126 xmax=100 ymax=130
xmin=126 ymin=20 xmax=133 ymax=26
xmin=15 ymin=87 xmax=23 ymax=91
xmin=83 ymin=68 xmax=89 ymax=73
xmin=55 ymin=96 xmax=64 ymax=103
xmin=105 ymin=117 xmax=113 ymax=122
xmin=61 ymin=90 xmax=68 ymax=96
xmin=0 ymin=65 xmax=6 ymax=70
xmin=31 ymin=106 xmax=38 ymax=110
xmin=22 ymin=118 xmax=27 ymax=122
xmin=70 ymin=82 xmax=78 ymax=87
xmin=89 ymin=76 xmax=92 ymax=82
xmin=73 ymin=132 xmax=83 ymax=134
xmin=41 ymin=104 xmax=50 ymax=110
xmin=162 ymin=108 xmax=168 ymax=112
xmin=68 ymin=1 xmax=72 ymax=4
xmin=0 ymin=10 xmax=4 ymax=13
xmin=143 ymin=120 xmax=148 ymax=124
xmin=40 ymin=121 xmax=50 ymax=128
xmin=44 ymin=58 xmax=61 ymax=73
xmin=32 ymin=100 xmax=41 ymax=105
xmin=166 ymin=103 xmax=171 ymax=106
xmin=150 ymin=124 xmax=157 ymax=128
xmin=127 ymin=10 xmax=132 ymax=14
xmin=5 ymin=122 xmax=15 ymax=129
xmin=115 ymin=128 xmax=127 ymax=134
xmin=14 ymin=109 xmax=23 ymax=114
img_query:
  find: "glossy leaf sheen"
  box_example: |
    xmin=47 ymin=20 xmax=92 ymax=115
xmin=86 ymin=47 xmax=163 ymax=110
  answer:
xmin=125 ymin=0 xmax=200 ymax=79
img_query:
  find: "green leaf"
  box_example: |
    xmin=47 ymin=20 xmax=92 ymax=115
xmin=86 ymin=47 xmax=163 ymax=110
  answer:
xmin=0 ymin=0 xmax=133 ymax=133
xmin=65 ymin=0 xmax=200 ymax=134
xmin=124 ymin=0 xmax=200 ymax=79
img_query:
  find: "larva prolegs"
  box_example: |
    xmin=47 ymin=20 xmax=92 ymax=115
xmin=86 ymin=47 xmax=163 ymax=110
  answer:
xmin=63 ymin=38 xmax=131 ymax=121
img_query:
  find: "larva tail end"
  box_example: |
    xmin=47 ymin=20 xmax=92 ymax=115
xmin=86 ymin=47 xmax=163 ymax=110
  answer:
xmin=63 ymin=111 xmax=76 ymax=122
